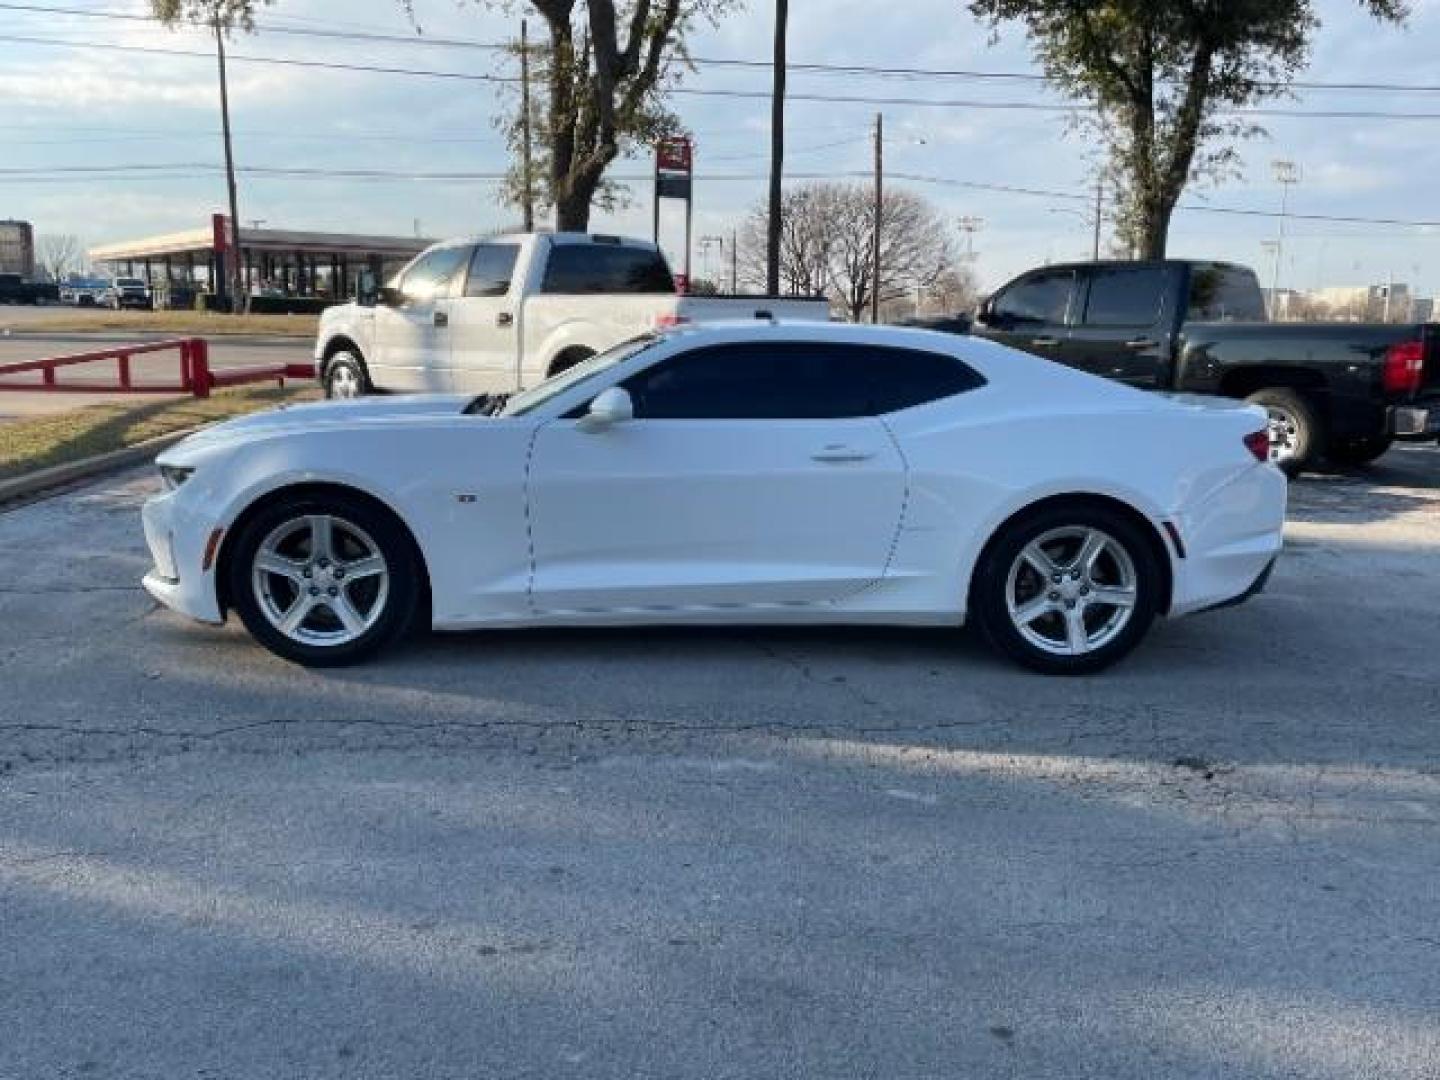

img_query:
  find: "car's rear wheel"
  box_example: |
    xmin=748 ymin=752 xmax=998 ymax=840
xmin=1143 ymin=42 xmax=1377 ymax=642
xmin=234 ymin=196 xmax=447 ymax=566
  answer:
xmin=1326 ymin=434 xmax=1393 ymax=467
xmin=1246 ymin=388 xmax=1323 ymax=477
xmin=972 ymin=503 xmax=1162 ymax=676
xmin=228 ymin=493 xmax=420 ymax=667
xmin=324 ymin=351 xmax=369 ymax=399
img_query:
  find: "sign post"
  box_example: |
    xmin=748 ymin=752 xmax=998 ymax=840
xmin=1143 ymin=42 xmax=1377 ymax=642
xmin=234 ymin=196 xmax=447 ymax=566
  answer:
xmin=654 ymin=136 xmax=694 ymax=290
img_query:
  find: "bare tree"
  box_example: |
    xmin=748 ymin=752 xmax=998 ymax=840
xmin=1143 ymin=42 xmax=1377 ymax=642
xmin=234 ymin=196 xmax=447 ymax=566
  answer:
xmin=35 ymin=234 xmax=84 ymax=282
xmin=922 ymin=265 xmax=982 ymax=315
xmin=739 ymin=182 xmax=957 ymax=321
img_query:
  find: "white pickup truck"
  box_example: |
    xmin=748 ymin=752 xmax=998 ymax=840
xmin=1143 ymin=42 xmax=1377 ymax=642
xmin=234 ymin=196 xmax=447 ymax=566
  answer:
xmin=313 ymin=232 xmax=831 ymax=398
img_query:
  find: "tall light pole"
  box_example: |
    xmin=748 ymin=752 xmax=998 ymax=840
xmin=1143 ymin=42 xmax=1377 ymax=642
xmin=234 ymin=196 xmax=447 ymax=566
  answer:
xmin=765 ymin=0 xmax=788 ymax=296
xmin=1270 ymin=159 xmax=1299 ymax=319
xmin=958 ymin=216 xmax=984 ymax=263
xmin=214 ymin=16 xmax=245 ymax=313
xmin=519 ymin=19 xmax=536 ymax=233
xmin=871 ymin=112 xmax=883 ymax=324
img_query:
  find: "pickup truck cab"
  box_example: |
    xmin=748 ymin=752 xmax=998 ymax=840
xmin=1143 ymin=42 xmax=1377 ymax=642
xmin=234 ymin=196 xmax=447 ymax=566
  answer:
xmin=972 ymin=259 xmax=1440 ymax=473
xmin=314 ymin=232 xmax=830 ymax=399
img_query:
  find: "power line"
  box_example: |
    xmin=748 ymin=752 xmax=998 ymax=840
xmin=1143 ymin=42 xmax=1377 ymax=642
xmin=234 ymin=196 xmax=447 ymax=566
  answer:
xmin=11 ymin=32 xmax=1440 ymax=122
xmin=7 ymin=2 xmax=1440 ymax=95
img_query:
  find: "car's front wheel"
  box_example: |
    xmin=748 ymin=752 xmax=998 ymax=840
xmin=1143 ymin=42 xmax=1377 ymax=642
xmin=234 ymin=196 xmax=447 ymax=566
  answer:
xmin=972 ymin=503 xmax=1162 ymax=676
xmin=228 ymin=492 xmax=421 ymax=667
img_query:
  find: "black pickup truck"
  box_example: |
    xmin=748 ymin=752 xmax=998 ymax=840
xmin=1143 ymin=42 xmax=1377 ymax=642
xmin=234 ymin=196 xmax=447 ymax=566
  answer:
xmin=970 ymin=259 xmax=1440 ymax=474
xmin=0 ymin=273 xmax=59 ymax=306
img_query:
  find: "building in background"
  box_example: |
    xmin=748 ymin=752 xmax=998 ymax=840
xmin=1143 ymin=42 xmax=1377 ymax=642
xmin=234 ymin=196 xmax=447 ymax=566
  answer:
xmin=89 ymin=219 xmax=433 ymax=311
xmin=1266 ymin=283 xmax=1431 ymax=323
xmin=0 ymin=220 xmax=36 ymax=281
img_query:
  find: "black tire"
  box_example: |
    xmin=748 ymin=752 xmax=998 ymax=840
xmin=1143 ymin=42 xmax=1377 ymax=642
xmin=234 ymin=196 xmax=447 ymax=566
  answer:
xmin=971 ymin=501 xmax=1163 ymax=676
xmin=547 ymin=347 xmax=595 ymax=378
xmin=1326 ymin=434 xmax=1393 ymax=468
xmin=227 ymin=492 xmax=422 ymax=667
xmin=1245 ymin=388 xmax=1324 ymax=477
xmin=324 ymin=350 xmax=370 ymax=399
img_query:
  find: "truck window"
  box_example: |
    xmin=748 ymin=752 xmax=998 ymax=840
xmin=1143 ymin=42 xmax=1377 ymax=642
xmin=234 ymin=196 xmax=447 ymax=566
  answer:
xmin=398 ymin=245 xmax=470 ymax=302
xmin=541 ymin=245 xmax=675 ymax=295
xmin=1081 ymin=266 xmax=1167 ymax=327
xmin=991 ymin=269 xmax=1075 ymax=327
xmin=1187 ymin=264 xmax=1265 ymax=321
xmin=464 ymin=244 xmax=519 ymax=298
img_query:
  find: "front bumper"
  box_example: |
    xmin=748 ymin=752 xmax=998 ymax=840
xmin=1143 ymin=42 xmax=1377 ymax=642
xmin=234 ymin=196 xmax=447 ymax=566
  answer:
xmin=1391 ymin=404 xmax=1440 ymax=440
xmin=141 ymin=489 xmax=225 ymax=624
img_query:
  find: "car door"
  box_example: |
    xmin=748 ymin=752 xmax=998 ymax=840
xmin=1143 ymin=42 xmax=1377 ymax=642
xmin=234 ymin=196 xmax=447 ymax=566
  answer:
xmin=972 ymin=267 xmax=1077 ymax=363
xmin=371 ymin=244 xmax=469 ymax=393
xmin=447 ymin=242 xmax=522 ymax=395
xmin=1063 ymin=263 xmax=1177 ymax=386
xmin=525 ymin=341 xmax=907 ymax=613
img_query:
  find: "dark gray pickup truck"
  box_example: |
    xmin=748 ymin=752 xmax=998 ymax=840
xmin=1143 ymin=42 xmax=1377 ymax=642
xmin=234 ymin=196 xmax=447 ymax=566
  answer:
xmin=971 ymin=259 xmax=1440 ymax=474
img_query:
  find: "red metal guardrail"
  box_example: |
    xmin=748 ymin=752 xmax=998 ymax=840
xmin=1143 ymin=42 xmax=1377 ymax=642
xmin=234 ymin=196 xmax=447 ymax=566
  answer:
xmin=0 ymin=338 xmax=314 ymax=399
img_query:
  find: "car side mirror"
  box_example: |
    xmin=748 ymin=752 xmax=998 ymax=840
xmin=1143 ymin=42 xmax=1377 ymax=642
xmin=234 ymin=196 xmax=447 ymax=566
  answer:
xmin=577 ymin=387 xmax=634 ymax=433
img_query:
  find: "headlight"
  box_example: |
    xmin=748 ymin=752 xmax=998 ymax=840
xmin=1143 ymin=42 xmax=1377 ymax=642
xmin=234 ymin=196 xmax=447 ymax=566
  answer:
xmin=159 ymin=464 xmax=195 ymax=490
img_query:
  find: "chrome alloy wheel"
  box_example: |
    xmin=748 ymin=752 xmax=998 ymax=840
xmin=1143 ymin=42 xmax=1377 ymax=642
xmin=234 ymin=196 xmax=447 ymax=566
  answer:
xmin=251 ymin=515 xmax=389 ymax=646
xmin=327 ymin=361 xmax=362 ymax=399
xmin=1264 ymin=406 xmax=1300 ymax=465
xmin=1004 ymin=526 xmax=1139 ymax=657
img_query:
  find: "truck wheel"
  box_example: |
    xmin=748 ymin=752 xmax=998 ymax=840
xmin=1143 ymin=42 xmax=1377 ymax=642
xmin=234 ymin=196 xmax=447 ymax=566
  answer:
xmin=1326 ymin=434 xmax=1393 ymax=467
xmin=324 ymin=352 xmax=370 ymax=399
xmin=1246 ymin=388 xmax=1324 ymax=477
xmin=548 ymin=347 xmax=595 ymax=378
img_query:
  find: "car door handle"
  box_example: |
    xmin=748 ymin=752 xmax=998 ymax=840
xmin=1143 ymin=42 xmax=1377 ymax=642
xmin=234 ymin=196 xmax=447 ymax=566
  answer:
xmin=1123 ymin=338 xmax=1158 ymax=349
xmin=812 ymin=445 xmax=875 ymax=463
xmin=434 ymin=310 xmax=449 ymax=328
xmin=496 ymin=311 xmax=514 ymax=328
xmin=1030 ymin=336 xmax=1060 ymax=347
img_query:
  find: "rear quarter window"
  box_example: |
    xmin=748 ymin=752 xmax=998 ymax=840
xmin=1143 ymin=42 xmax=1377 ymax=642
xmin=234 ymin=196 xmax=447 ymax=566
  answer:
xmin=541 ymin=245 xmax=676 ymax=295
xmin=1187 ymin=264 xmax=1265 ymax=322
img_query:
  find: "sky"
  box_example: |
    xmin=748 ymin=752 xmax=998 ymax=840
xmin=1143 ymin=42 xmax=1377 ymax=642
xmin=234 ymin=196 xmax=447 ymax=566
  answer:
xmin=3 ymin=0 xmax=1440 ymax=294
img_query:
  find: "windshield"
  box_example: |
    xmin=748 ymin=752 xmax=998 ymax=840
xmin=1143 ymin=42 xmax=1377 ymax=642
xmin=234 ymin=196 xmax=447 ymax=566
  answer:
xmin=499 ymin=335 xmax=660 ymax=417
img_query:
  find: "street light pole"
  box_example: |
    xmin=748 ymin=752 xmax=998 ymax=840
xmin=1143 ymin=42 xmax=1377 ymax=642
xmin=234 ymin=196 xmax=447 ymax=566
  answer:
xmin=519 ymin=19 xmax=535 ymax=233
xmin=872 ymin=112 xmax=883 ymax=324
xmin=1270 ymin=159 xmax=1299 ymax=319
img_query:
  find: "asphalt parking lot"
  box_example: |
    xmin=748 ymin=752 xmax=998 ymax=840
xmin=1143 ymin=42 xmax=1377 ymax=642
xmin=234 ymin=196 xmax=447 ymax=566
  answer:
xmin=2 ymin=448 xmax=1438 ymax=1079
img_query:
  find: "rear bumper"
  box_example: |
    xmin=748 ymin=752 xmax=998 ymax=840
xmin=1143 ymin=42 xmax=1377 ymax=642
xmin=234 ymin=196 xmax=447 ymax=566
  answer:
xmin=1169 ymin=463 xmax=1287 ymax=617
xmin=1391 ymin=404 xmax=1440 ymax=440
xmin=1192 ymin=556 xmax=1277 ymax=615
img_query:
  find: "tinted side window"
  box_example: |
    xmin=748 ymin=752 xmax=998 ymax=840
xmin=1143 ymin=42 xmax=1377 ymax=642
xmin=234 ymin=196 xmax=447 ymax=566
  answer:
xmin=464 ymin=244 xmax=518 ymax=297
xmin=1187 ymin=264 xmax=1266 ymax=321
xmin=622 ymin=343 xmax=983 ymax=420
xmin=542 ymin=245 xmax=675 ymax=294
xmin=992 ymin=270 xmax=1075 ymax=326
xmin=1082 ymin=266 xmax=1167 ymax=327
xmin=399 ymin=246 xmax=470 ymax=301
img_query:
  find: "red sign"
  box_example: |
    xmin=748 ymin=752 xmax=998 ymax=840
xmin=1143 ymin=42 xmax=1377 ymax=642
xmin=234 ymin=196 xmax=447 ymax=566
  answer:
xmin=212 ymin=213 xmax=230 ymax=253
xmin=657 ymin=137 xmax=693 ymax=173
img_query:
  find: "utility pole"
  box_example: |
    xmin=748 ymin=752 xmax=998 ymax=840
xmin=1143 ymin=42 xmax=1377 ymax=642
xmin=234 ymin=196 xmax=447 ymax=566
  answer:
xmin=765 ymin=0 xmax=788 ymax=296
xmin=731 ymin=228 xmax=738 ymax=294
xmin=214 ymin=17 xmax=244 ymax=313
xmin=1270 ymin=159 xmax=1299 ymax=318
xmin=1092 ymin=178 xmax=1103 ymax=260
xmin=872 ymin=112 xmax=883 ymax=324
xmin=519 ymin=19 xmax=536 ymax=233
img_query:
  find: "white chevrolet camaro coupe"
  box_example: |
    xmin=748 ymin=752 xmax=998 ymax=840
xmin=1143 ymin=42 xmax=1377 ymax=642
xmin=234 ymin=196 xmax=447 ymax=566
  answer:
xmin=142 ymin=323 xmax=1287 ymax=675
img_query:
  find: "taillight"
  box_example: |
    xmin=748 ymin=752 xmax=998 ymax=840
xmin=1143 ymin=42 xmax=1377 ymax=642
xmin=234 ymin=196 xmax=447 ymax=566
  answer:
xmin=1243 ymin=429 xmax=1271 ymax=463
xmin=1382 ymin=340 xmax=1425 ymax=396
xmin=653 ymin=313 xmax=691 ymax=330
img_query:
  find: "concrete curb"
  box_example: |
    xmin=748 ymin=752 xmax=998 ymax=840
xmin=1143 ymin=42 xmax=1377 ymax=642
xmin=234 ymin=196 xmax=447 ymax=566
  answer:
xmin=0 ymin=428 xmax=198 ymax=509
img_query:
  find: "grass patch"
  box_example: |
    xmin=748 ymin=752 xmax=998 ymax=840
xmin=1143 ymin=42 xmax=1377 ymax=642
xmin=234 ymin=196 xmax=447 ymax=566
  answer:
xmin=0 ymin=385 xmax=320 ymax=482
xmin=1 ymin=310 xmax=320 ymax=337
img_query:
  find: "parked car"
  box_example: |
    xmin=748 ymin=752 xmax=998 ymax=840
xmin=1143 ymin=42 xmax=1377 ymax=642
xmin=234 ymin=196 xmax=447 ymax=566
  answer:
xmin=105 ymin=277 xmax=153 ymax=310
xmin=59 ymin=276 xmax=111 ymax=307
xmin=970 ymin=260 xmax=1440 ymax=473
xmin=143 ymin=322 xmax=1285 ymax=675
xmin=0 ymin=273 xmax=59 ymax=305
xmin=313 ymin=232 xmax=831 ymax=399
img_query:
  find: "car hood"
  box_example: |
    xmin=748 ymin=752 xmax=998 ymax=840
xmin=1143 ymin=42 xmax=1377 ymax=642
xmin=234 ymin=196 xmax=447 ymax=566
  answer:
xmin=163 ymin=394 xmax=476 ymax=459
